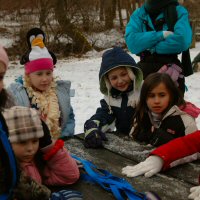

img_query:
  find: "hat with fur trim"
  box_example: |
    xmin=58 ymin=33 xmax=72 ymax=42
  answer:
xmin=3 ymin=106 xmax=44 ymax=143
xmin=0 ymin=45 xmax=9 ymax=70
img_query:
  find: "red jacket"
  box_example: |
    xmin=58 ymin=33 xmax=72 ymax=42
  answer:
xmin=150 ymin=130 xmax=200 ymax=171
xmin=21 ymin=140 xmax=80 ymax=186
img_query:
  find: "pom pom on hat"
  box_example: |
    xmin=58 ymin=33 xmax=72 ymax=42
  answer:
xmin=0 ymin=44 xmax=9 ymax=70
xmin=3 ymin=106 xmax=44 ymax=143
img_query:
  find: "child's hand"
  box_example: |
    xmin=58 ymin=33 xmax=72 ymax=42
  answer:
xmin=188 ymin=186 xmax=200 ymax=199
xmin=84 ymin=129 xmax=107 ymax=148
xmin=122 ymin=156 xmax=164 ymax=178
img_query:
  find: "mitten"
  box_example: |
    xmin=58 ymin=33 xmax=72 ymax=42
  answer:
xmin=163 ymin=31 xmax=173 ymax=39
xmin=188 ymin=186 xmax=200 ymax=200
xmin=122 ymin=156 xmax=164 ymax=178
xmin=166 ymin=64 xmax=183 ymax=82
xmin=39 ymin=120 xmax=52 ymax=148
xmin=84 ymin=129 xmax=107 ymax=148
xmin=149 ymin=128 xmax=175 ymax=147
xmin=50 ymin=190 xmax=83 ymax=200
xmin=84 ymin=120 xmax=108 ymax=148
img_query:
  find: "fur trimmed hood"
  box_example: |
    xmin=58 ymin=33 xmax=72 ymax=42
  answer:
xmin=99 ymin=47 xmax=143 ymax=95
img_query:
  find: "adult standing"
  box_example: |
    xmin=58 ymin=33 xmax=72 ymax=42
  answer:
xmin=125 ymin=0 xmax=193 ymax=94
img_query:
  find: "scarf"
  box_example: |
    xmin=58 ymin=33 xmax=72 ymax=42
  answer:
xmin=24 ymin=76 xmax=61 ymax=139
xmin=144 ymin=0 xmax=178 ymax=31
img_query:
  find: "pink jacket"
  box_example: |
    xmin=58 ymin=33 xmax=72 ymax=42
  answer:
xmin=21 ymin=140 xmax=80 ymax=186
xmin=150 ymin=130 xmax=200 ymax=179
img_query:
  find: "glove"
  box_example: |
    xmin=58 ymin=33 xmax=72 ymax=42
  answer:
xmin=188 ymin=186 xmax=200 ymax=200
xmin=122 ymin=156 xmax=164 ymax=178
xmin=84 ymin=129 xmax=108 ymax=148
xmin=40 ymin=120 xmax=52 ymax=148
xmin=158 ymin=64 xmax=183 ymax=86
xmin=50 ymin=190 xmax=83 ymax=200
xmin=163 ymin=31 xmax=173 ymax=39
xmin=84 ymin=120 xmax=107 ymax=148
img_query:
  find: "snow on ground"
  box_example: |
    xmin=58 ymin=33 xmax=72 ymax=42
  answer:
xmin=4 ymin=43 xmax=200 ymax=134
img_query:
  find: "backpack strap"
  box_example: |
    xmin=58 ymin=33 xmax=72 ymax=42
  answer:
xmin=72 ymin=155 xmax=147 ymax=200
xmin=0 ymin=120 xmax=17 ymax=200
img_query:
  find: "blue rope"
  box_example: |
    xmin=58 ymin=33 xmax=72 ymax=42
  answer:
xmin=72 ymin=155 xmax=147 ymax=200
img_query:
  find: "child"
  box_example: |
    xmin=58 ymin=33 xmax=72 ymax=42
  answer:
xmin=2 ymin=106 xmax=79 ymax=186
xmin=7 ymin=28 xmax=75 ymax=139
xmin=84 ymin=46 xmax=143 ymax=148
xmin=130 ymin=73 xmax=197 ymax=147
xmin=122 ymin=130 xmax=200 ymax=200
xmin=125 ymin=0 xmax=192 ymax=94
xmin=0 ymin=45 xmax=82 ymax=200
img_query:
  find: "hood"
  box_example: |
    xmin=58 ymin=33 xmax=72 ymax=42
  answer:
xmin=99 ymin=47 xmax=143 ymax=95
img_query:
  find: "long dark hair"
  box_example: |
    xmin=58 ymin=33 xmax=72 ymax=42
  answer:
xmin=132 ymin=73 xmax=185 ymax=137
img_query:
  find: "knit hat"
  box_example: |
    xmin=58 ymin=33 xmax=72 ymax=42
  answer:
xmin=3 ymin=106 xmax=44 ymax=143
xmin=0 ymin=44 xmax=9 ymax=70
xmin=24 ymin=37 xmax=54 ymax=74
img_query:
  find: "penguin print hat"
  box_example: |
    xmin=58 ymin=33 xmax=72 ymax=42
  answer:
xmin=22 ymin=28 xmax=56 ymax=74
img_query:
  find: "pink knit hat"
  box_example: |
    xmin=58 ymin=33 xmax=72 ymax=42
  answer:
xmin=25 ymin=38 xmax=54 ymax=74
xmin=0 ymin=45 xmax=9 ymax=70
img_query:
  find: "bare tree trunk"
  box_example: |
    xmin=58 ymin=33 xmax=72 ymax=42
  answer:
xmin=112 ymin=0 xmax=117 ymax=18
xmin=54 ymin=0 xmax=92 ymax=53
xmin=99 ymin=0 xmax=105 ymax=21
xmin=104 ymin=0 xmax=114 ymax=29
xmin=117 ymin=0 xmax=123 ymax=28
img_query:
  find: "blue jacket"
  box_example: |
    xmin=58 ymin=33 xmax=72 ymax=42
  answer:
xmin=125 ymin=5 xmax=192 ymax=55
xmin=85 ymin=47 xmax=143 ymax=135
xmin=7 ymin=78 xmax=75 ymax=137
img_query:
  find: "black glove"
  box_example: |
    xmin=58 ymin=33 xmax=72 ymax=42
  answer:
xmin=39 ymin=120 xmax=52 ymax=148
xmin=149 ymin=128 xmax=175 ymax=147
xmin=84 ymin=129 xmax=108 ymax=148
xmin=51 ymin=190 xmax=83 ymax=200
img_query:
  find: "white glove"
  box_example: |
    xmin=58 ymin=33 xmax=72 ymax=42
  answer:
xmin=122 ymin=156 xmax=164 ymax=178
xmin=163 ymin=31 xmax=174 ymax=39
xmin=188 ymin=186 xmax=200 ymax=200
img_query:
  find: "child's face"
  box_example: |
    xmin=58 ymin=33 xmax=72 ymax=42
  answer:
xmin=28 ymin=70 xmax=53 ymax=92
xmin=146 ymin=82 xmax=170 ymax=114
xmin=11 ymin=138 xmax=39 ymax=163
xmin=107 ymin=67 xmax=132 ymax=92
xmin=0 ymin=62 xmax=6 ymax=93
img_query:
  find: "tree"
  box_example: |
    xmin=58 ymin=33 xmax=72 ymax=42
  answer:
xmin=53 ymin=0 xmax=92 ymax=53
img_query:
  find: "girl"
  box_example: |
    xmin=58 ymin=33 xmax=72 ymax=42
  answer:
xmin=122 ymin=130 xmax=200 ymax=200
xmin=2 ymin=106 xmax=82 ymax=200
xmin=0 ymin=45 xmax=81 ymax=200
xmin=130 ymin=73 xmax=197 ymax=147
xmin=84 ymin=46 xmax=143 ymax=148
xmin=7 ymin=28 xmax=75 ymax=139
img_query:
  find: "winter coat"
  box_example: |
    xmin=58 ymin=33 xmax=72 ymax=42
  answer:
xmin=125 ymin=4 xmax=192 ymax=93
xmin=0 ymin=112 xmax=51 ymax=200
xmin=135 ymin=105 xmax=198 ymax=147
xmin=150 ymin=130 xmax=200 ymax=176
xmin=85 ymin=47 xmax=143 ymax=135
xmin=125 ymin=4 xmax=192 ymax=56
xmin=20 ymin=141 xmax=80 ymax=186
xmin=7 ymin=78 xmax=75 ymax=137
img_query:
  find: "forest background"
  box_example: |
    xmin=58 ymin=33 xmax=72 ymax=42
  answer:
xmin=0 ymin=0 xmax=199 ymax=59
